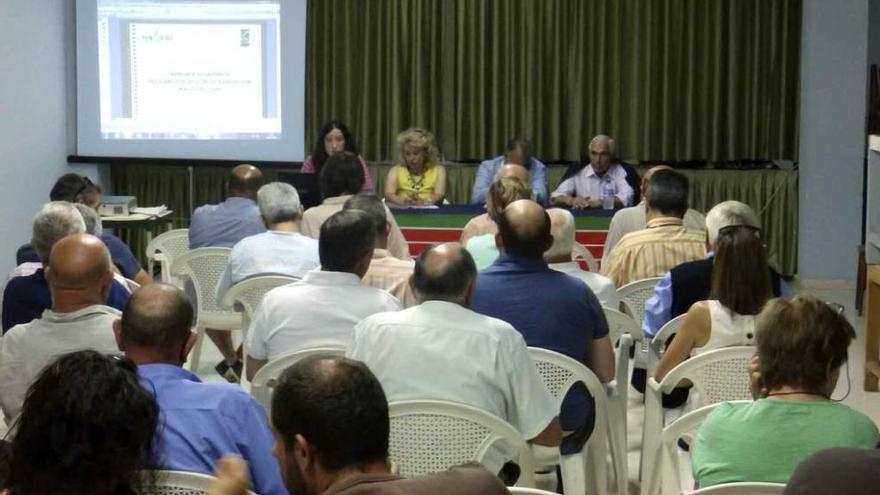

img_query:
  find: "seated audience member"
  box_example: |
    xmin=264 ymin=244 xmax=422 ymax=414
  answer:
xmin=343 ymin=194 xmax=417 ymax=307
xmin=215 ymin=182 xmax=319 ymax=301
xmin=461 ymin=176 xmax=532 ymax=269
xmin=642 ymin=201 xmax=782 ymax=339
xmin=15 ymin=173 xmax=153 ymax=285
xmin=246 ymin=210 xmax=401 ymax=379
xmin=473 ymin=200 xmax=614 ymax=437
xmin=0 ymin=234 xmax=122 ymax=418
xmin=601 ymin=165 xmax=706 ymax=266
xmin=189 ymin=164 xmax=266 ymax=381
xmin=692 ymin=296 xmax=879 ymax=487
xmin=545 ymin=208 xmax=619 ymax=309
xmin=384 ymin=128 xmax=447 ymax=206
xmin=602 ymin=169 xmax=706 ymax=287
xmin=3 ymin=203 xmax=129 ymax=332
xmin=209 ymin=356 xmax=509 ymax=495
xmin=115 ymin=283 xmax=286 ymax=495
xmin=302 ymin=152 xmax=410 ymax=260
xmin=654 ymin=217 xmax=774 ymax=381
xmin=472 ymin=138 xmax=547 ymax=204
xmin=73 ymin=204 xmax=138 ymax=292
xmin=348 ymin=243 xmax=561 ymax=474
xmin=784 ymin=447 xmax=880 ymax=495
xmin=301 ymin=120 xmax=373 ymax=191
xmin=2 ymin=350 xmax=158 ymax=495
xmin=551 ymin=134 xmax=635 ymax=209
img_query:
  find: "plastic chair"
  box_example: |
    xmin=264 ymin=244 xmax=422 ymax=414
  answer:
xmin=641 ymin=347 xmax=756 ymax=495
xmin=145 ymin=229 xmax=190 ymax=286
xmin=528 ymin=347 xmax=613 ymax=495
xmin=647 ymin=314 xmax=688 ymax=373
xmin=220 ymin=275 xmax=300 ymax=335
xmin=509 ymin=488 xmax=562 ymax=495
xmin=602 ymin=307 xmax=644 ymax=494
xmin=573 ymin=243 xmax=599 ymax=273
xmin=689 ymin=482 xmax=786 ymax=495
xmin=170 ymin=247 xmax=240 ymax=372
xmin=250 ymin=347 xmax=345 ymax=411
xmin=147 ymin=470 xmax=257 ymax=495
xmin=388 ymin=400 xmax=536 ymax=487
xmin=617 ymin=277 xmax=662 ymax=371
xmin=124 ymin=278 xmax=141 ymax=293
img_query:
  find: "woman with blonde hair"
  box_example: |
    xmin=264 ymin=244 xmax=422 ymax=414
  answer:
xmin=384 ymin=128 xmax=446 ymax=206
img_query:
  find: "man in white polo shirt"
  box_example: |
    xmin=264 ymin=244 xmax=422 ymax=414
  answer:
xmin=0 ymin=233 xmax=120 ymax=419
xmin=245 ymin=210 xmax=401 ymax=380
xmin=347 ymin=243 xmax=561 ymax=476
xmin=215 ymin=182 xmax=320 ymax=301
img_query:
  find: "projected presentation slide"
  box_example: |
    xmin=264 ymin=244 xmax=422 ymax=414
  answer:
xmin=97 ymin=0 xmax=281 ymax=140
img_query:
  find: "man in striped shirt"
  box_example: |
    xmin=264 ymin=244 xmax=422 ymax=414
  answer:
xmin=602 ymin=169 xmax=706 ymax=287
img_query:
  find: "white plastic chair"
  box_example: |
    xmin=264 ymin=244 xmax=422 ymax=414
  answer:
xmin=573 ymin=243 xmax=599 ymax=273
xmin=617 ymin=277 xmax=662 ymax=324
xmin=388 ymin=400 xmax=536 ymax=487
xmin=124 ymin=277 xmax=141 ymax=293
xmin=641 ymin=347 xmax=756 ymax=495
xmin=145 ymin=228 xmax=190 ymax=286
xmin=528 ymin=347 xmax=613 ymax=495
xmin=689 ymin=482 xmax=786 ymax=494
xmin=147 ymin=470 xmax=257 ymax=495
xmin=170 ymin=247 xmax=240 ymax=372
xmin=509 ymin=488 xmax=562 ymax=495
xmin=603 ymin=307 xmax=643 ymax=494
xmin=647 ymin=313 xmax=688 ymax=373
xmin=220 ymin=275 xmax=300 ymax=334
xmin=250 ymin=347 xmax=345 ymax=411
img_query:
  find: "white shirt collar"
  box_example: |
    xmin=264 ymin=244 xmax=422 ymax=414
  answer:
xmin=302 ymin=269 xmax=362 ymax=286
xmin=41 ymin=305 xmax=121 ymax=323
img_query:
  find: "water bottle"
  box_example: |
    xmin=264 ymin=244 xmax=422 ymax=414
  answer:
xmin=602 ymin=179 xmax=616 ymax=210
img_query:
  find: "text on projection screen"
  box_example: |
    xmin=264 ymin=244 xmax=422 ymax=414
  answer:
xmin=97 ymin=0 xmax=281 ymax=140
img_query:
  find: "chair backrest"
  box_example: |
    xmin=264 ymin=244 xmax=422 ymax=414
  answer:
xmin=147 ymin=470 xmax=256 ymax=495
xmin=648 ymin=313 xmax=688 ymax=372
xmin=508 ymin=488 xmax=560 ymax=495
xmin=604 ymin=306 xmax=644 ymax=346
xmin=124 ymin=278 xmax=141 ymax=293
xmin=388 ymin=400 xmax=535 ymax=486
xmin=690 ymin=482 xmax=786 ymax=495
xmin=658 ymin=401 xmax=752 ymax=495
xmin=220 ymin=275 xmax=300 ymax=329
xmin=170 ymin=247 xmax=240 ymax=329
xmin=145 ymin=229 xmax=190 ymax=284
xmin=618 ymin=277 xmax=663 ymax=324
xmin=250 ymin=347 xmax=346 ymax=411
xmin=656 ymin=346 xmax=755 ymax=405
xmin=572 ymin=243 xmax=599 ymax=272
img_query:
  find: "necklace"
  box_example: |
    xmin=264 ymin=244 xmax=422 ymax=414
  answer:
xmin=406 ymin=167 xmax=426 ymax=192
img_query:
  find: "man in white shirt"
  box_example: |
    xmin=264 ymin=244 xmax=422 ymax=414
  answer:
xmin=545 ymin=208 xmax=619 ymax=309
xmin=215 ymin=182 xmax=320 ymax=302
xmin=551 ymin=135 xmax=635 ymax=209
xmin=0 ymin=233 xmax=120 ymax=419
xmin=601 ymin=165 xmax=706 ymax=266
xmin=343 ymin=194 xmax=417 ymax=307
xmin=347 ymin=243 xmax=561 ymax=474
xmin=246 ymin=210 xmax=401 ymax=379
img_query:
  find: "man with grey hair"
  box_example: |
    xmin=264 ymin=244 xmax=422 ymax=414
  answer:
xmin=347 ymin=242 xmax=561 ymax=478
xmin=545 ymin=208 xmax=619 ymax=308
xmin=551 ymin=135 xmax=635 ymax=209
xmin=641 ymin=200 xmax=783 ymax=339
xmin=215 ymin=182 xmax=320 ymax=301
xmin=2 ymin=202 xmax=130 ymax=332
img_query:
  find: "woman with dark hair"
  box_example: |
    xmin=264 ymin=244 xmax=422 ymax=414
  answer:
xmin=692 ymin=296 xmax=878 ymax=486
xmin=2 ymin=350 xmax=159 ymax=495
xmin=654 ymin=223 xmax=773 ymax=381
xmin=301 ymin=120 xmax=373 ymax=191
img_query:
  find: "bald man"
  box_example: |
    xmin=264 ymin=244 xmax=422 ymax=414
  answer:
xmin=0 ymin=234 xmax=122 ymax=418
xmin=601 ymin=165 xmax=706 ymax=267
xmin=497 ymin=163 xmax=530 ymax=185
xmin=472 ymin=200 xmax=614 ymax=440
xmin=348 ymin=242 xmax=561 ymax=478
xmin=114 ymin=284 xmax=286 ymax=495
xmin=472 ymin=138 xmax=548 ymax=204
xmin=188 ymin=164 xmax=266 ymax=381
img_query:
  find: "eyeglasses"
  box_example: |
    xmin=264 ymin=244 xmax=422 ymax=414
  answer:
xmin=74 ymin=175 xmax=94 ymax=200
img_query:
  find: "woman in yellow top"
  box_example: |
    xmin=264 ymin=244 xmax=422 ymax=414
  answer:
xmin=385 ymin=128 xmax=447 ymax=206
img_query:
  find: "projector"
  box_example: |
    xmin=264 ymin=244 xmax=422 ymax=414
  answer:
xmin=98 ymin=196 xmax=138 ymax=216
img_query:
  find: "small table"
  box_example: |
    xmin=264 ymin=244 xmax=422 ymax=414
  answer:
xmin=101 ymin=211 xmax=174 ymax=246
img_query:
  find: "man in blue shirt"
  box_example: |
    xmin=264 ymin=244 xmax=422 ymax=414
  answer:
xmin=188 ymin=164 xmax=266 ymax=381
xmin=114 ymin=283 xmax=286 ymax=495
xmin=472 ymin=199 xmax=614 ymax=441
xmin=471 ymin=138 xmax=547 ymax=204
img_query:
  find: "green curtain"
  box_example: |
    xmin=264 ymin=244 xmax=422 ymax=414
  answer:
xmin=307 ymin=0 xmax=801 ymax=162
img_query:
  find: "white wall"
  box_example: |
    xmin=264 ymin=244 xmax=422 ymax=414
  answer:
xmin=0 ymin=1 xmax=102 ymax=274
xmin=798 ymin=0 xmax=870 ymax=282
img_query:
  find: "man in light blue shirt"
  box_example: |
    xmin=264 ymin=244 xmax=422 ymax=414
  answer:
xmin=188 ymin=164 xmax=266 ymax=380
xmin=114 ymin=283 xmax=287 ymax=495
xmin=471 ymin=138 xmax=547 ymax=204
